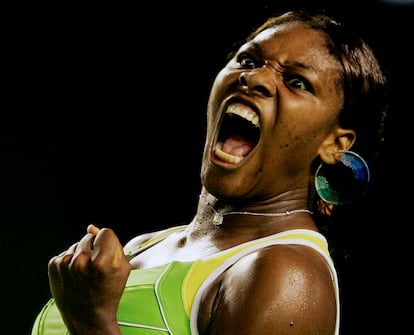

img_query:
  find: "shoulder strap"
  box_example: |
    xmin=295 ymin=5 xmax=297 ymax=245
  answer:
xmin=125 ymin=225 xmax=188 ymax=259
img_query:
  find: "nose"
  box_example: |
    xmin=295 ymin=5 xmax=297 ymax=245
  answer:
xmin=238 ymin=67 xmax=276 ymax=97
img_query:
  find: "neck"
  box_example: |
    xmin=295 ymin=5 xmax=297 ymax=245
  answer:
xmin=210 ymin=206 xmax=313 ymax=226
xmin=195 ymin=187 xmax=312 ymax=227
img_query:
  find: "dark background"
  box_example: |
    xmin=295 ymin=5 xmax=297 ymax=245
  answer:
xmin=4 ymin=0 xmax=413 ymax=333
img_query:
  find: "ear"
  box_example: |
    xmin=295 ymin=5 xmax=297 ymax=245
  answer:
xmin=318 ymin=127 xmax=356 ymax=164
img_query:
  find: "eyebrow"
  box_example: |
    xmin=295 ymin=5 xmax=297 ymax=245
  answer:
xmin=248 ymin=41 xmax=265 ymax=59
xmin=248 ymin=41 xmax=316 ymax=74
xmin=285 ymin=60 xmax=315 ymax=72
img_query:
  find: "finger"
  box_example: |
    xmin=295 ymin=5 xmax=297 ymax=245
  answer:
xmin=48 ymin=241 xmax=79 ymax=280
xmin=87 ymin=224 xmax=100 ymax=235
xmin=93 ymin=228 xmax=119 ymax=251
xmin=76 ymin=233 xmax=96 ymax=254
xmin=67 ymin=241 xmax=79 ymax=254
xmin=49 ymin=241 xmax=79 ymax=267
xmin=91 ymin=228 xmax=125 ymax=266
xmin=69 ymin=233 xmax=98 ymax=269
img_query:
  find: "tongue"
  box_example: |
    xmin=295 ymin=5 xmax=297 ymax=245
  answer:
xmin=222 ymin=135 xmax=255 ymax=157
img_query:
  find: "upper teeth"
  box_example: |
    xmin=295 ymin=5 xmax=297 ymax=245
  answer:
xmin=226 ymin=103 xmax=259 ymax=127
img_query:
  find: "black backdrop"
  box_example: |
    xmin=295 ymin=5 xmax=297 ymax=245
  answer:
xmin=4 ymin=0 xmax=413 ymax=333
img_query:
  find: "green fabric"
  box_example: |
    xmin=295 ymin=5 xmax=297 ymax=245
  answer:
xmin=155 ymin=262 xmax=193 ymax=334
xmin=118 ymin=265 xmax=169 ymax=330
xmin=31 ymin=228 xmax=336 ymax=335
xmin=31 ymin=298 xmax=69 ymax=335
xmin=31 ymin=262 xmax=194 ymax=335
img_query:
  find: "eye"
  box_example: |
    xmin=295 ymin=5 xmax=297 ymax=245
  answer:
xmin=284 ymin=74 xmax=313 ymax=93
xmin=237 ymin=52 xmax=259 ymax=69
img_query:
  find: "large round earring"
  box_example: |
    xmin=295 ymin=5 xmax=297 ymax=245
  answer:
xmin=314 ymin=150 xmax=370 ymax=205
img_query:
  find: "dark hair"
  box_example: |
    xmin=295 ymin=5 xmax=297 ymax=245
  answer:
xmin=243 ymin=11 xmax=389 ymax=219
xmin=248 ymin=10 xmax=388 ymax=165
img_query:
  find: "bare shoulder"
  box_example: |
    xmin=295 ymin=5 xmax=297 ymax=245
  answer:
xmin=199 ymin=244 xmax=337 ymax=335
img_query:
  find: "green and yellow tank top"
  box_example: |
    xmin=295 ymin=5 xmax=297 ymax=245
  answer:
xmin=31 ymin=227 xmax=340 ymax=335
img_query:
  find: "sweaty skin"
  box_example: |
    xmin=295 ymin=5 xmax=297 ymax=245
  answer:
xmin=46 ymin=22 xmax=350 ymax=335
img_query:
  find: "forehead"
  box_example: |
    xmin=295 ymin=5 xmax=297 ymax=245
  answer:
xmin=248 ymin=23 xmax=339 ymax=73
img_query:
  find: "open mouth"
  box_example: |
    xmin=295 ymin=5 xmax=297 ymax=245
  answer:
xmin=214 ymin=103 xmax=260 ymax=164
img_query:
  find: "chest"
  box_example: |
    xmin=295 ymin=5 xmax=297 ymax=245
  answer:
xmin=129 ymin=233 xmax=220 ymax=269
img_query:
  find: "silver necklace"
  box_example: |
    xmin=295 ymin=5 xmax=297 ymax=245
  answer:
xmin=209 ymin=205 xmax=313 ymax=226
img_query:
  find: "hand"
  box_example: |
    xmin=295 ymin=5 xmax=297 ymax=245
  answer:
xmin=48 ymin=225 xmax=131 ymax=335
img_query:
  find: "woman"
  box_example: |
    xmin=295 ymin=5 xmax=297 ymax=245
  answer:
xmin=32 ymin=10 xmax=387 ymax=335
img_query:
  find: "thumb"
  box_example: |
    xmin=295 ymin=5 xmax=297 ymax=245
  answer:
xmin=87 ymin=224 xmax=100 ymax=235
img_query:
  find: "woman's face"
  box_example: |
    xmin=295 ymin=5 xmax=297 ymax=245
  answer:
xmin=201 ymin=22 xmax=344 ymax=202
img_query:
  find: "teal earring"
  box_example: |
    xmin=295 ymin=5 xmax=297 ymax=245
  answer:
xmin=314 ymin=150 xmax=370 ymax=205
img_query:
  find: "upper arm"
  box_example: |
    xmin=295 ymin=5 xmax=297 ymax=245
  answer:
xmin=199 ymin=244 xmax=337 ymax=335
